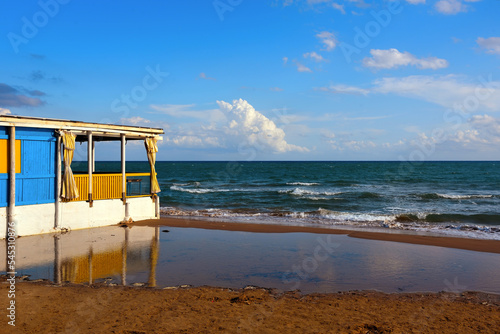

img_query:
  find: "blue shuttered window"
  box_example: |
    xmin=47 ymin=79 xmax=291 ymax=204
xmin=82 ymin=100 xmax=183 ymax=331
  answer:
xmin=0 ymin=126 xmax=57 ymax=207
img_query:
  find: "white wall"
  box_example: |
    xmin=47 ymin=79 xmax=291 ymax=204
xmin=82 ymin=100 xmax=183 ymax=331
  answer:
xmin=0 ymin=197 xmax=158 ymax=239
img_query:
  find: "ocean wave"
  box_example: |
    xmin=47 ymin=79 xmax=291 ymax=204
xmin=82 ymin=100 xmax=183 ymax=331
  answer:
xmin=436 ymin=193 xmax=493 ymax=199
xmin=170 ymin=185 xmax=230 ymax=194
xmin=286 ymin=182 xmax=320 ymax=186
xmin=317 ymin=208 xmax=393 ymax=222
xmin=278 ymin=188 xmax=341 ymax=196
xmin=419 ymin=193 xmax=494 ymax=200
xmin=160 ymin=206 xmax=500 ymax=240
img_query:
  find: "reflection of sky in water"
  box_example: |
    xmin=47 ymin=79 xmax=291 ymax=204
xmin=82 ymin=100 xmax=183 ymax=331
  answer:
xmin=2 ymin=225 xmax=500 ymax=294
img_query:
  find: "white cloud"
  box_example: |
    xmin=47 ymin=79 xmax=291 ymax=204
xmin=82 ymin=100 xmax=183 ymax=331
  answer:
xmin=373 ymin=75 xmax=500 ymax=111
xmin=150 ymin=104 xmax=225 ymax=122
xmin=477 ymin=37 xmax=500 ymax=55
xmin=199 ymin=72 xmax=216 ymax=81
xmin=0 ymin=108 xmax=11 ymax=115
xmin=304 ymin=51 xmax=326 ymax=62
xmin=270 ymin=87 xmax=284 ymax=92
xmin=158 ymin=99 xmax=308 ymax=153
xmin=332 ymin=3 xmax=346 ymax=14
xmin=283 ymin=57 xmax=289 ymax=65
xmin=405 ymin=114 xmax=500 ymax=154
xmin=316 ymin=31 xmax=337 ymax=51
xmin=362 ymin=49 xmax=448 ymax=70
xmin=317 ymin=84 xmax=369 ymax=95
xmin=164 ymin=134 xmax=222 ymax=148
xmin=467 ymin=114 xmax=500 ymax=143
xmin=294 ymin=61 xmax=312 ymax=72
xmin=119 ymin=116 xmax=152 ymax=126
xmin=435 ymin=0 xmax=467 ymax=15
xmin=343 ymin=116 xmax=389 ymax=121
xmin=406 ymin=0 xmax=425 ymax=4
xmin=322 ymin=74 xmax=500 ymax=112
xmin=327 ymin=139 xmax=376 ymax=151
xmin=218 ymin=99 xmax=309 ymax=153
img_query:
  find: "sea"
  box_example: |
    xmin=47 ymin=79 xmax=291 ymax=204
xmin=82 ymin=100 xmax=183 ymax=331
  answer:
xmin=77 ymin=161 xmax=500 ymax=240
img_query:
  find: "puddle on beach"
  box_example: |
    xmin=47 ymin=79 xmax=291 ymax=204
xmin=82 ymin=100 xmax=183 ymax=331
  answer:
xmin=1 ymin=225 xmax=500 ymax=294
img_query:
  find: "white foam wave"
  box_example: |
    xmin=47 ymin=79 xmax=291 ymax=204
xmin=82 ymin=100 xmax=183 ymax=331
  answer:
xmin=437 ymin=193 xmax=493 ymax=199
xmin=170 ymin=185 xmax=230 ymax=194
xmin=317 ymin=208 xmax=394 ymax=222
xmin=286 ymin=182 xmax=320 ymax=186
xmin=159 ymin=206 xmax=500 ymax=240
xmin=279 ymin=188 xmax=341 ymax=196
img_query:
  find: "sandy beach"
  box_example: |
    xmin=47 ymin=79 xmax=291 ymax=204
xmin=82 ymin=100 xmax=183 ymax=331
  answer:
xmin=2 ymin=280 xmax=499 ymax=333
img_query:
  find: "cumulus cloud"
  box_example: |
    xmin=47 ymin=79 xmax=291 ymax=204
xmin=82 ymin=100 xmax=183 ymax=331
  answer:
xmin=467 ymin=114 xmax=500 ymax=143
xmin=155 ymin=99 xmax=308 ymax=153
xmin=405 ymin=114 xmax=500 ymax=155
xmin=316 ymin=31 xmax=337 ymax=51
xmin=304 ymin=51 xmax=326 ymax=62
xmin=218 ymin=99 xmax=309 ymax=153
xmin=362 ymin=49 xmax=449 ymax=70
xmin=0 ymin=108 xmax=11 ymax=115
xmin=0 ymin=83 xmax=45 ymax=108
xmin=477 ymin=37 xmax=500 ymax=55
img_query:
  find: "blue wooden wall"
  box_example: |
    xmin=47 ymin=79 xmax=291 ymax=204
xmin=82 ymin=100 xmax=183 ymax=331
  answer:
xmin=0 ymin=126 xmax=56 ymax=207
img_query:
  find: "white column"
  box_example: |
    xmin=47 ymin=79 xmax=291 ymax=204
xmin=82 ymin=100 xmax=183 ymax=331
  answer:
xmin=55 ymin=134 xmax=61 ymax=229
xmin=87 ymin=131 xmax=93 ymax=207
xmin=8 ymin=126 xmax=15 ymax=226
xmin=92 ymin=140 xmax=95 ymax=173
xmin=121 ymin=134 xmax=126 ymax=204
xmin=155 ymin=195 xmax=160 ymax=218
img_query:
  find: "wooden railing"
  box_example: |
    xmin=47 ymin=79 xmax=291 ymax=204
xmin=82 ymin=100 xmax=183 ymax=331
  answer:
xmin=63 ymin=173 xmax=151 ymax=202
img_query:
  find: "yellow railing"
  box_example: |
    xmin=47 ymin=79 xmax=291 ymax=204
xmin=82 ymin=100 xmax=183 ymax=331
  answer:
xmin=63 ymin=173 xmax=150 ymax=202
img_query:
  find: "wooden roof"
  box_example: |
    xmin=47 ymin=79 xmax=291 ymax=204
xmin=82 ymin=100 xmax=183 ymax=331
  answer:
xmin=0 ymin=115 xmax=164 ymax=141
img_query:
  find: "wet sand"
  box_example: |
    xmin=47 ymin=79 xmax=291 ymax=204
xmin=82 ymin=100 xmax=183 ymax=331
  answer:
xmin=2 ymin=281 xmax=499 ymax=333
xmin=135 ymin=217 xmax=500 ymax=254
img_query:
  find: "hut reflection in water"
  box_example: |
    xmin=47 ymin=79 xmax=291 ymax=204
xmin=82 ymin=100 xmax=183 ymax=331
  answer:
xmin=2 ymin=225 xmax=160 ymax=286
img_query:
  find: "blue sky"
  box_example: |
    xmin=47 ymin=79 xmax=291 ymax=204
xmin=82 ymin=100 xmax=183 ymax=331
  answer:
xmin=1 ymin=0 xmax=499 ymax=161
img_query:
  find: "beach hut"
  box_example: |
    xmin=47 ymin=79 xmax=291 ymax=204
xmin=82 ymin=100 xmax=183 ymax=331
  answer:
xmin=0 ymin=115 xmax=164 ymax=238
